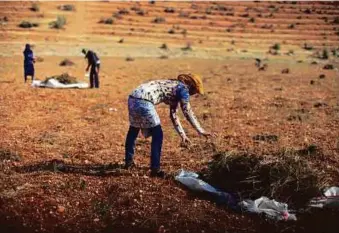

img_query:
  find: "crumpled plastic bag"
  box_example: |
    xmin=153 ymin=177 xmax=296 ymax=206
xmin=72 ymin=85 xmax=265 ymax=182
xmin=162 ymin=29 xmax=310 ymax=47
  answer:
xmin=239 ymin=197 xmax=297 ymax=221
xmin=309 ymin=186 xmax=339 ymax=209
xmin=175 ymin=169 xmax=237 ymax=208
xmin=175 ymin=169 xmax=296 ymax=221
xmin=32 ymin=79 xmax=89 ymax=89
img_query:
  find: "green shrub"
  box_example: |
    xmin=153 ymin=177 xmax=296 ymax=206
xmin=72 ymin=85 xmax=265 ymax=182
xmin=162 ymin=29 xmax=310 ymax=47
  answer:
xmin=272 ymin=43 xmax=280 ymax=50
xmin=30 ymin=3 xmax=40 ymax=12
xmin=58 ymin=4 xmax=75 ymax=11
xmin=321 ymin=49 xmax=329 ymax=59
xmin=99 ymin=17 xmax=114 ymax=25
xmin=49 ymin=16 xmax=66 ymax=29
xmin=303 ymin=43 xmax=313 ymax=50
xmin=164 ymin=7 xmax=175 ymax=13
xmin=153 ymin=17 xmax=165 ymax=23
xmin=19 ymin=21 xmax=39 ymax=28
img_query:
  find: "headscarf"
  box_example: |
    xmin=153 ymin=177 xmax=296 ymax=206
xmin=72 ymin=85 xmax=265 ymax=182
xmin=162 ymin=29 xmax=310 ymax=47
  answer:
xmin=23 ymin=44 xmax=31 ymax=53
xmin=82 ymin=48 xmax=87 ymax=55
xmin=177 ymin=73 xmax=204 ymax=94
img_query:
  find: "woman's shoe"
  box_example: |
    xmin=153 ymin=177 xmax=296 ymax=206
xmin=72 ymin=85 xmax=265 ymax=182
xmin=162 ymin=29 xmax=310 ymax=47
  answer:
xmin=150 ymin=169 xmax=165 ymax=178
xmin=124 ymin=161 xmax=136 ymax=169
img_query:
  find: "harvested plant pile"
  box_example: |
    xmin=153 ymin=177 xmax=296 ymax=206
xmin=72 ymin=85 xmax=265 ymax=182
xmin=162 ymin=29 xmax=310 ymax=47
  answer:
xmin=43 ymin=73 xmax=77 ymax=84
xmin=203 ymin=147 xmax=329 ymax=208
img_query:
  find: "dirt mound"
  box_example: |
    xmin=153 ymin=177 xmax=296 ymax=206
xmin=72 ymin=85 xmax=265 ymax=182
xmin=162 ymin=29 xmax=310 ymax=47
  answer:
xmin=43 ymin=73 xmax=78 ymax=84
xmin=202 ymin=147 xmax=329 ymax=208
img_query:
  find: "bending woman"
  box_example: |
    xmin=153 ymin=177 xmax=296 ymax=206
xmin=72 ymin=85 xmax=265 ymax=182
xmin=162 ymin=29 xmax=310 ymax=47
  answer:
xmin=125 ymin=73 xmax=212 ymax=177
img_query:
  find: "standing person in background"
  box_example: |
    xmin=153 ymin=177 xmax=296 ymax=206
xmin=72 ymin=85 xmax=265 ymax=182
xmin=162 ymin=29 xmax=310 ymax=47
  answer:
xmin=125 ymin=73 xmax=213 ymax=177
xmin=23 ymin=44 xmax=35 ymax=83
xmin=82 ymin=49 xmax=100 ymax=88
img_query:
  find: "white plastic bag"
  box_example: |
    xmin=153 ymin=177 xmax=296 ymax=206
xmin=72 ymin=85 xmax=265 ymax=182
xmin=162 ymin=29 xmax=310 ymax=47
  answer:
xmin=309 ymin=186 xmax=339 ymax=209
xmin=239 ymin=197 xmax=297 ymax=221
xmin=175 ymin=169 xmax=217 ymax=193
xmin=31 ymin=78 xmax=89 ymax=89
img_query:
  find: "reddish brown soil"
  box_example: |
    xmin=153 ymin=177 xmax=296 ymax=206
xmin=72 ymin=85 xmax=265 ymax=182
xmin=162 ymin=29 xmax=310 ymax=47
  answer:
xmin=0 ymin=1 xmax=339 ymax=233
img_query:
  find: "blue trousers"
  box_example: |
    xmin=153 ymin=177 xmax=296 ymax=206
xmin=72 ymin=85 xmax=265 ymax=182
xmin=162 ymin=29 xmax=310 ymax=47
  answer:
xmin=125 ymin=125 xmax=163 ymax=169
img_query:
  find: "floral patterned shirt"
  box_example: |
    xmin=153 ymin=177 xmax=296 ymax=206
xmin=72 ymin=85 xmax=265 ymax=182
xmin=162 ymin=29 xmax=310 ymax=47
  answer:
xmin=130 ymin=80 xmax=205 ymax=137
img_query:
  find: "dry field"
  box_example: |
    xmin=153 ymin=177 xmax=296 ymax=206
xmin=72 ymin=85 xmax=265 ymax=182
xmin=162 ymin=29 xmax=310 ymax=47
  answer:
xmin=0 ymin=1 xmax=339 ymax=233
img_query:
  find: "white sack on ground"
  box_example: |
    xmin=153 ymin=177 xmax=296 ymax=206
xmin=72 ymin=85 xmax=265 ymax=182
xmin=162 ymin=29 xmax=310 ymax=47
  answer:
xmin=176 ymin=169 xmax=296 ymax=221
xmin=32 ymin=79 xmax=89 ymax=89
xmin=309 ymin=186 xmax=339 ymax=209
xmin=239 ymin=197 xmax=297 ymax=221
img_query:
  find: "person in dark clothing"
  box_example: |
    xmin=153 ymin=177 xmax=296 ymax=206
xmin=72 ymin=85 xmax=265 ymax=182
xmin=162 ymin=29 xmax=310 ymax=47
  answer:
xmin=23 ymin=44 xmax=35 ymax=83
xmin=82 ymin=49 xmax=100 ymax=88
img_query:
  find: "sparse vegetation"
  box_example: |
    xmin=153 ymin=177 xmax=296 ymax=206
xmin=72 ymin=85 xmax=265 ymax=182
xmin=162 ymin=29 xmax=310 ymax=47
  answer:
xmin=321 ymin=49 xmax=329 ymax=59
xmin=43 ymin=73 xmax=77 ymax=84
xmin=159 ymin=43 xmax=168 ymax=50
xmin=30 ymin=3 xmax=40 ymax=12
xmin=168 ymin=28 xmax=175 ymax=34
xmin=153 ymin=16 xmax=165 ymax=23
xmin=181 ymin=42 xmax=192 ymax=51
xmin=136 ymin=9 xmax=146 ymax=16
xmin=126 ymin=56 xmax=134 ymax=61
xmin=179 ymin=11 xmax=190 ymax=18
xmin=303 ymin=43 xmax=313 ymax=50
xmin=49 ymin=16 xmax=66 ymax=29
xmin=159 ymin=55 xmax=168 ymax=59
xmin=272 ymin=43 xmax=280 ymax=50
xmin=323 ymin=64 xmax=334 ymax=70
xmin=164 ymin=7 xmax=175 ymax=13
xmin=58 ymin=4 xmax=75 ymax=11
xmin=118 ymin=8 xmax=129 ymax=15
xmin=99 ymin=17 xmax=114 ymax=25
xmin=288 ymin=23 xmax=295 ymax=29
xmin=59 ymin=59 xmax=75 ymax=66
xmin=18 ymin=21 xmax=39 ymax=28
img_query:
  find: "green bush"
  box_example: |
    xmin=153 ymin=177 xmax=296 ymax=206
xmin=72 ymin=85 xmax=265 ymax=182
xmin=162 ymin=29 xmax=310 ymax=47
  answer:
xmin=49 ymin=16 xmax=66 ymax=29
xmin=30 ymin=3 xmax=40 ymax=12
xmin=272 ymin=43 xmax=280 ymax=50
xmin=58 ymin=4 xmax=75 ymax=11
xmin=322 ymin=49 xmax=329 ymax=59
xmin=153 ymin=17 xmax=165 ymax=23
xmin=99 ymin=17 xmax=114 ymax=25
xmin=19 ymin=21 xmax=39 ymax=28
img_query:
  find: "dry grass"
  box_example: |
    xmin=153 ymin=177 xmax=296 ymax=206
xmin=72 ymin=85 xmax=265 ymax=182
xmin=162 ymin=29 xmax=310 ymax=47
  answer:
xmin=202 ymin=146 xmax=330 ymax=208
xmin=43 ymin=73 xmax=78 ymax=84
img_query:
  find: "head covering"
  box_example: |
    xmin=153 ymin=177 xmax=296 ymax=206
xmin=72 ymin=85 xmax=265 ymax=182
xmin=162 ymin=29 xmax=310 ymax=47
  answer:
xmin=82 ymin=48 xmax=87 ymax=55
xmin=177 ymin=73 xmax=204 ymax=95
xmin=23 ymin=44 xmax=32 ymax=55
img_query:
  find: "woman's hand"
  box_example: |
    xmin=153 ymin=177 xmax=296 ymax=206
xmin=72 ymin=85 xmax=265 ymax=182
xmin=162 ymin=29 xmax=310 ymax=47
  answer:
xmin=200 ymin=132 xmax=216 ymax=138
xmin=180 ymin=136 xmax=192 ymax=148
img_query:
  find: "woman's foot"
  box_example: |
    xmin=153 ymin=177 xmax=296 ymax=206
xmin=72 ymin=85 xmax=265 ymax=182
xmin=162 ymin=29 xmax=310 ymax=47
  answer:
xmin=150 ymin=169 xmax=165 ymax=178
xmin=124 ymin=161 xmax=136 ymax=169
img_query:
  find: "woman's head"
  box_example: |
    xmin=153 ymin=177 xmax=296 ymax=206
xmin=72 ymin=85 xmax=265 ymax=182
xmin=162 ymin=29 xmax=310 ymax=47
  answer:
xmin=82 ymin=48 xmax=87 ymax=55
xmin=177 ymin=73 xmax=204 ymax=95
xmin=25 ymin=44 xmax=31 ymax=50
